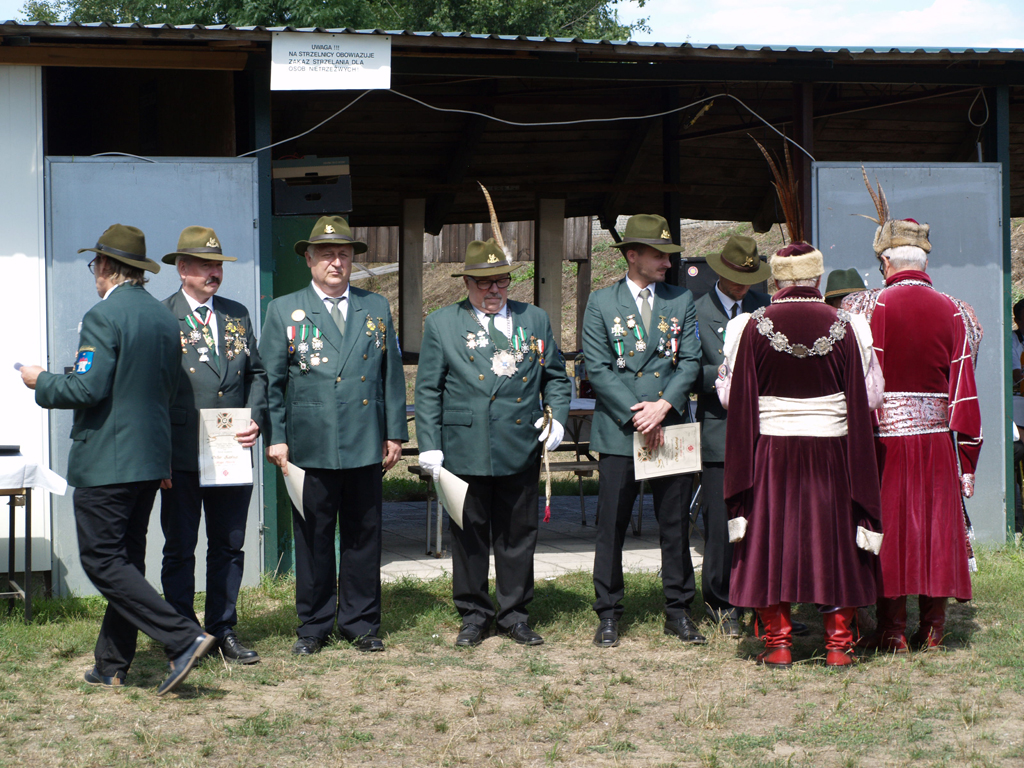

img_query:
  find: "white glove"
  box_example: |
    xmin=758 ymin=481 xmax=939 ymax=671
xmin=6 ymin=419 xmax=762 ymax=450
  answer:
xmin=418 ymin=450 xmax=444 ymax=482
xmin=534 ymin=417 xmax=565 ymax=452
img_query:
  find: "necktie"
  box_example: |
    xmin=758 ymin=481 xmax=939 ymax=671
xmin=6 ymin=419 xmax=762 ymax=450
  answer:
xmin=639 ymin=288 xmax=652 ymax=332
xmin=731 ymin=303 xmax=739 ymax=319
xmin=487 ymin=313 xmax=509 ymax=350
xmin=195 ymin=306 xmax=219 ymax=369
xmin=327 ymin=297 xmax=346 ymax=336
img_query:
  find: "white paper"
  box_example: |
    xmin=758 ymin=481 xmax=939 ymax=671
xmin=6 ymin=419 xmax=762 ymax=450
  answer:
xmin=435 ymin=468 xmax=468 ymax=529
xmin=198 ymin=408 xmax=253 ymax=487
xmin=271 ymin=32 xmax=391 ymax=91
xmin=633 ymin=423 xmax=702 ymax=480
xmin=283 ymin=463 xmax=306 ymax=518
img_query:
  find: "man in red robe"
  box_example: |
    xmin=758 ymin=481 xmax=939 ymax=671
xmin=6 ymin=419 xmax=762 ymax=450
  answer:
xmin=843 ymin=217 xmax=982 ymax=651
xmin=717 ymin=242 xmax=884 ymax=667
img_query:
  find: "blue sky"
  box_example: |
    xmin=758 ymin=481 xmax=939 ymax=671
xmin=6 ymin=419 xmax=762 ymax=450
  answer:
xmin=2 ymin=0 xmax=1023 ymax=48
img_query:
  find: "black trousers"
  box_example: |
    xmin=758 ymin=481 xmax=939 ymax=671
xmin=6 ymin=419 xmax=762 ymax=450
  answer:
xmin=699 ymin=463 xmax=738 ymax=618
xmin=159 ymin=470 xmax=252 ymax=638
xmin=451 ymin=464 xmax=539 ymax=630
xmin=74 ymin=482 xmax=200 ymax=677
xmin=293 ymin=465 xmax=382 ymax=641
xmin=593 ymin=454 xmax=696 ymax=621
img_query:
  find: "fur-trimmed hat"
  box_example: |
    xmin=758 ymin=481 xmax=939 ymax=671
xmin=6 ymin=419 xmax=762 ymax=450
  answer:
xmin=873 ymin=218 xmax=931 ymax=255
xmin=770 ymin=242 xmax=823 ymax=282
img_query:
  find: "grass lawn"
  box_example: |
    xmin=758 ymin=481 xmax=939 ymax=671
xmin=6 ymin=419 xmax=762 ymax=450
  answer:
xmin=1 ymin=547 xmax=1023 ymax=767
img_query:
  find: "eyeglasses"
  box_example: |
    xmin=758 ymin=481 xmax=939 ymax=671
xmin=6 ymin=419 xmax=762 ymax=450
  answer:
xmin=470 ymin=276 xmax=511 ymax=291
xmin=877 ymin=258 xmax=887 ymax=279
xmin=87 ymin=258 xmax=98 ymax=275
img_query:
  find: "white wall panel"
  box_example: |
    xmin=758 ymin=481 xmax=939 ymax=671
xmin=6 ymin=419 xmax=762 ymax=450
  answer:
xmin=0 ymin=65 xmax=51 ymax=571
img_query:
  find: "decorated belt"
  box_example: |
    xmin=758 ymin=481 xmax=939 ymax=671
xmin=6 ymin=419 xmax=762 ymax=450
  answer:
xmin=875 ymin=392 xmax=949 ymax=437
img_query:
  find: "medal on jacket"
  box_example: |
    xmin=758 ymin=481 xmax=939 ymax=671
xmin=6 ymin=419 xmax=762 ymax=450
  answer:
xmin=658 ymin=316 xmax=669 ymax=334
xmin=491 ymin=349 xmax=517 ymax=377
xmin=670 ymin=317 xmax=681 ymax=365
xmin=311 ymin=326 xmax=323 ymax=352
xmin=512 ymin=327 xmax=528 ymax=362
xmin=536 ymin=338 xmax=545 ymax=367
xmin=611 ymin=317 xmax=626 ymax=336
xmin=627 ymin=315 xmax=646 ymax=352
xmin=614 ymin=338 xmax=625 ymax=368
xmin=188 ymin=308 xmax=218 ymax=359
xmin=286 ymin=325 xmax=296 ymax=354
xmin=376 ymin=317 xmax=387 ymax=350
xmin=466 ymin=332 xmax=478 ymax=350
xmin=297 ymin=325 xmax=311 ymax=373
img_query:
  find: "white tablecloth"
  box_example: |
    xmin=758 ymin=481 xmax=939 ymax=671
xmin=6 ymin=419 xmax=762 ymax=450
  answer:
xmin=0 ymin=454 xmax=68 ymax=496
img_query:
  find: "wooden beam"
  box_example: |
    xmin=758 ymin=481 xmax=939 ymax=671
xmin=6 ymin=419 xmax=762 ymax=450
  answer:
xmin=663 ymin=89 xmax=682 ymax=285
xmin=600 ymin=117 xmax=659 ymax=226
xmin=424 ymin=113 xmax=489 ymax=236
xmin=792 ymin=82 xmax=814 ymax=242
xmin=399 ymin=198 xmax=426 ymax=357
xmin=534 ymin=198 xmax=565 ymax=346
xmin=575 ymin=257 xmax=592 ymax=353
xmin=0 ymin=44 xmax=248 ymax=70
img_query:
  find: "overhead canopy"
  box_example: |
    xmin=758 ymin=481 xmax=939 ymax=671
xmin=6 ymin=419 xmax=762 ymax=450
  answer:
xmin=3 ymin=21 xmax=1024 ymax=229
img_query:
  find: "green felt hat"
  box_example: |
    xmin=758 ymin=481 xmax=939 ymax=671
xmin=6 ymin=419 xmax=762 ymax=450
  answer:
xmin=706 ymin=235 xmax=771 ymax=285
xmin=162 ymin=226 xmax=237 ymax=265
xmin=78 ymin=224 xmax=160 ymax=274
xmin=824 ymin=268 xmax=867 ymax=300
xmin=294 ymin=216 xmax=367 ymax=257
xmin=451 ymin=238 xmax=521 ymax=278
xmin=611 ymin=214 xmax=683 ymax=254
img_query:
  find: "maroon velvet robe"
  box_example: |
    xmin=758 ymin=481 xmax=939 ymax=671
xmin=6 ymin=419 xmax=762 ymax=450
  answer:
xmin=868 ymin=271 xmax=982 ymax=601
xmin=724 ymin=286 xmax=882 ymax=608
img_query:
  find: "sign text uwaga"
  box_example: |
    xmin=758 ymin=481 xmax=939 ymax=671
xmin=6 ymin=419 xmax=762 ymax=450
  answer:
xmin=271 ymin=32 xmax=391 ymax=91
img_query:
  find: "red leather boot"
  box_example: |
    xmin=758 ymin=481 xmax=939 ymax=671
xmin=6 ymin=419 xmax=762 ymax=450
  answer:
xmin=911 ymin=595 xmax=946 ymax=649
xmin=824 ymin=608 xmax=857 ymax=666
xmin=755 ymin=603 xmax=793 ymax=668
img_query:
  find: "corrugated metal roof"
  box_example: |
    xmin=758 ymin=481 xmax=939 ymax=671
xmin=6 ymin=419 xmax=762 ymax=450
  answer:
xmin=1 ymin=20 xmax=1022 ymax=55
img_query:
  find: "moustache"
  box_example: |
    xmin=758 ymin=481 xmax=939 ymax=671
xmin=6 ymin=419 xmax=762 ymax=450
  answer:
xmin=205 ymin=278 xmax=220 ymax=286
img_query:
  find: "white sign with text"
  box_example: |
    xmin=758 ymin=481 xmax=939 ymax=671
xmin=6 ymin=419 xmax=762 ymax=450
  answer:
xmin=271 ymin=32 xmax=391 ymax=91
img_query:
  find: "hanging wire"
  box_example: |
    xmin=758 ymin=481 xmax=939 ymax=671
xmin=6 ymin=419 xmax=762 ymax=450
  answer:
xmin=967 ymin=88 xmax=989 ymax=128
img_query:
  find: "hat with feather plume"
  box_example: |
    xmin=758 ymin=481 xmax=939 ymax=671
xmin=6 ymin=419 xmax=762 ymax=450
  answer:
xmin=451 ymin=183 xmax=523 ymax=278
xmin=859 ymin=167 xmax=931 ymax=256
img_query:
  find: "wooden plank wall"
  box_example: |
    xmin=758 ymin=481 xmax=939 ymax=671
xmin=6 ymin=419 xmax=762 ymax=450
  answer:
xmin=353 ymin=217 xmax=592 ymax=263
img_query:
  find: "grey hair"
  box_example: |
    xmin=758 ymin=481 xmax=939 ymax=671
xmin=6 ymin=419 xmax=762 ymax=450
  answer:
xmin=882 ymin=245 xmax=927 ymax=271
xmin=775 ymin=278 xmax=819 ymax=289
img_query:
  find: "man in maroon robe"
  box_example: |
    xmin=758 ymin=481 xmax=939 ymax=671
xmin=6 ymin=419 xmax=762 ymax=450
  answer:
xmin=843 ymin=217 xmax=982 ymax=651
xmin=717 ymin=242 xmax=884 ymax=667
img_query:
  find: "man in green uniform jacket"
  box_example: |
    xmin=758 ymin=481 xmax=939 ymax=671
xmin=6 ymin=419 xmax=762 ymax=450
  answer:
xmin=260 ymin=216 xmax=408 ymax=655
xmin=582 ymin=214 xmax=705 ymax=648
xmin=160 ymin=225 xmax=267 ymax=664
xmin=415 ymin=239 xmax=571 ymax=647
xmin=694 ymin=235 xmax=770 ymax=636
xmin=21 ymin=224 xmax=214 ymax=695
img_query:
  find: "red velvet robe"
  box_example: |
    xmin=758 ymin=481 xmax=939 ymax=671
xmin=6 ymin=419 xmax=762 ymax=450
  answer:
xmin=867 ymin=271 xmax=982 ymax=601
xmin=724 ymin=286 xmax=882 ymax=608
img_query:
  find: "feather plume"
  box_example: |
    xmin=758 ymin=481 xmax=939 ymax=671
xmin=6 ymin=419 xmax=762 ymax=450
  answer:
xmin=751 ymin=137 xmax=803 ymax=244
xmin=860 ymin=165 xmax=889 ymax=225
xmin=478 ymin=182 xmax=509 ymax=259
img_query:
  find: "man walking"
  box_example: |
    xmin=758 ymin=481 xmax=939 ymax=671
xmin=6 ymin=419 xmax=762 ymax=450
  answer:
xmin=260 ymin=216 xmax=407 ymax=654
xmin=160 ymin=226 xmax=267 ymax=664
xmin=21 ymin=224 xmax=213 ymax=694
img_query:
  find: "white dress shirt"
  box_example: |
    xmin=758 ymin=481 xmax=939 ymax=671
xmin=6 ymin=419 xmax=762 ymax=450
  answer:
xmin=471 ymin=301 xmax=511 ymax=343
xmin=311 ymin=281 xmax=350 ymax=321
xmin=182 ymin=290 xmax=219 ymax=355
xmin=715 ymin=281 xmax=742 ymax=319
xmin=625 ymin=276 xmax=654 ymax=318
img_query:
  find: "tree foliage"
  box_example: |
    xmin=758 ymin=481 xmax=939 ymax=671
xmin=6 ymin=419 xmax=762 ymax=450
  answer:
xmin=19 ymin=0 xmax=650 ymax=39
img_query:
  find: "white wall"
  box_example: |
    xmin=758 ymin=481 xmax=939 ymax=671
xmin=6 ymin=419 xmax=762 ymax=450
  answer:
xmin=0 ymin=65 xmax=52 ymax=570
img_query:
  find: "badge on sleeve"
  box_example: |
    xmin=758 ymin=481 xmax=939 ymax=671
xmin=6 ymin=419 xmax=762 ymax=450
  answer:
xmin=74 ymin=350 xmax=94 ymax=374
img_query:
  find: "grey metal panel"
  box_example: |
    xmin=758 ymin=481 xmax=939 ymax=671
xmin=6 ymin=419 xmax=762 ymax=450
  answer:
xmin=813 ymin=161 xmax=1005 ymax=544
xmin=44 ymin=156 xmax=264 ymax=597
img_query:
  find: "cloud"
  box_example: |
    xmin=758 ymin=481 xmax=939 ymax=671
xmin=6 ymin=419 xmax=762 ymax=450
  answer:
xmin=621 ymin=0 xmax=1024 ymax=48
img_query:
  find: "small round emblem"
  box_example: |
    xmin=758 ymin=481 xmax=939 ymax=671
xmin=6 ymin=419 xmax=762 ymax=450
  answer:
xmin=687 ymin=266 xmax=699 ymax=277
xmin=291 ymin=309 xmax=306 ymax=322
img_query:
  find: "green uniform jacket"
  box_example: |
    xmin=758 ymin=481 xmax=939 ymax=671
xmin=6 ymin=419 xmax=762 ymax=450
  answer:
xmin=581 ymin=278 xmax=701 ymax=456
xmin=260 ymin=284 xmax=408 ymax=470
xmin=694 ymin=288 xmax=769 ymax=462
xmin=415 ymin=299 xmax=571 ymax=477
xmin=163 ymin=289 xmax=268 ymax=473
xmin=34 ymin=282 xmax=181 ymax=488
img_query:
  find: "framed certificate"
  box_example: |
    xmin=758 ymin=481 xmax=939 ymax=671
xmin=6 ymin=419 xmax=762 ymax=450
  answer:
xmin=199 ymin=408 xmax=253 ymax=487
xmin=633 ymin=423 xmax=702 ymax=480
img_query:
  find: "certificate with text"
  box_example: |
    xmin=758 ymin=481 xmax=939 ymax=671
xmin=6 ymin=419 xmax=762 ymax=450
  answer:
xmin=199 ymin=408 xmax=253 ymax=487
xmin=633 ymin=423 xmax=702 ymax=480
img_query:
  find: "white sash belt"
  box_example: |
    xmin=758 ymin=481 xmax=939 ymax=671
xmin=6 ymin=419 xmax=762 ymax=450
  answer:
xmin=758 ymin=393 xmax=848 ymax=437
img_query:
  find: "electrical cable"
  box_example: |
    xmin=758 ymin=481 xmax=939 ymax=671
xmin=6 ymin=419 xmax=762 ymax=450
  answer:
xmin=90 ymin=152 xmax=157 ymax=163
xmin=237 ymin=90 xmax=373 ymax=157
xmin=967 ymin=88 xmax=989 ymax=128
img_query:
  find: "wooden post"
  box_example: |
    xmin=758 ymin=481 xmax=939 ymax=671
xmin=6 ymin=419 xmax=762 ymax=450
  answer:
xmin=535 ymin=198 xmax=565 ymax=347
xmin=399 ymin=198 xmax=425 ymax=357
xmin=663 ymin=88 xmax=682 ymax=285
xmin=793 ymin=82 xmax=814 ymax=242
xmin=575 ymin=258 xmax=591 ymax=353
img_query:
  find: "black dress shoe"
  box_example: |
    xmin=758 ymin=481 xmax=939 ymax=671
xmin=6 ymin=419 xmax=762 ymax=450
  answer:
xmin=220 ymin=633 xmax=261 ymax=665
xmin=504 ymin=622 xmax=544 ymax=646
xmin=292 ymin=636 xmax=324 ymax=655
xmin=157 ymin=633 xmax=217 ymax=696
xmin=720 ymin=618 xmax=742 ymax=638
xmin=593 ymin=618 xmax=620 ymax=648
xmin=455 ymin=624 xmax=488 ymax=647
xmin=84 ymin=667 xmax=126 ymax=688
xmin=352 ymin=635 xmax=385 ymax=653
xmin=792 ymin=620 xmax=810 ymax=636
xmin=664 ymin=615 xmax=707 ymax=644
